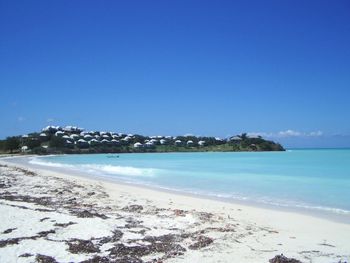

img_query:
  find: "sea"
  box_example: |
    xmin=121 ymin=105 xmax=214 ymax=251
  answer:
xmin=22 ymin=149 xmax=350 ymax=222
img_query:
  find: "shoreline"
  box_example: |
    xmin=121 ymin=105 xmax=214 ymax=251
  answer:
xmin=1 ymin=156 xmax=350 ymax=262
xmin=3 ymin=154 xmax=350 ymax=225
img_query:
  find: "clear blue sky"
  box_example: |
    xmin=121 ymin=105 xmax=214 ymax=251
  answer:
xmin=1 ymin=0 xmax=350 ymax=147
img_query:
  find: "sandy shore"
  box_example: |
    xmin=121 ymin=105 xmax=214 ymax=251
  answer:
xmin=0 ymin=158 xmax=349 ymax=263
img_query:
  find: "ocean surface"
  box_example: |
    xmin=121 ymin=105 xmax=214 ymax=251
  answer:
xmin=27 ymin=149 xmax=350 ymax=220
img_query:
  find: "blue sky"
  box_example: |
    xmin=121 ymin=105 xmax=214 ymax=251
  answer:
xmin=1 ymin=0 xmax=350 ymax=147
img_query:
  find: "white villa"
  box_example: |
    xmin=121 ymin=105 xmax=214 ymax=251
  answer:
xmin=198 ymin=140 xmax=206 ymax=146
xmin=187 ymin=140 xmax=194 ymax=146
xmin=55 ymin=131 xmax=64 ymax=137
xmin=134 ymin=142 xmax=143 ymax=148
xmin=174 ymin=140 xmax=182 ymax=146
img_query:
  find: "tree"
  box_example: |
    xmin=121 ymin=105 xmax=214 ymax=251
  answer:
xmin=26 ymin=138 xmax=41 ymax=149
xmin=0 ymin=140 xmax=5 ymax=152
xmin=238 ymin=133 xmax=248 ymax=141
xmin=5 ymin=136 xmax=20 ymax=153
xmin=49 ymin=136 xmax=65 ymax=148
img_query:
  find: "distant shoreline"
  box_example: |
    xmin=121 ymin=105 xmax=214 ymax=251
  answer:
xmin=0 ymin=125 xmax=285 ymax=155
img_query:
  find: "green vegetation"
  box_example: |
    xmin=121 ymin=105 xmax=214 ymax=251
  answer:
xmin=0 ymin=125 xmax=285 ymax=155
xmin=3 ymin=137 xmax=20 ymax=153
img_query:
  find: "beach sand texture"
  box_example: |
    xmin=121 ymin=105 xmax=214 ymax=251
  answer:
xmin=0 ymin=160 xmax=349 ymax=263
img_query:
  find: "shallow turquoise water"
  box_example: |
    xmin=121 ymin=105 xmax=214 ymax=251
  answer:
xmin=31 ymin=149 xmax=350 ymax=217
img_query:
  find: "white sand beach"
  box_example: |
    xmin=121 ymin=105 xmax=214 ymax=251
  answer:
xmin=0 ymin=157 xmax=349 ymax=263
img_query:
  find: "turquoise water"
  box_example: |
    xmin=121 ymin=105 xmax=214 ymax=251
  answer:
xmin=30 ymin=149 xmax=350 ymax=218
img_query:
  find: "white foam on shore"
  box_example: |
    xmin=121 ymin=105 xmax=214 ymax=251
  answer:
xmin=29 ymin=157 xmax=158 ymax=177
xmin=190 ymin=190 xmax=350 ymax=216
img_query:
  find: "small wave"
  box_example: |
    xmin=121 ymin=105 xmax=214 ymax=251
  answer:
xmin=29 ymin=158 xmax=74 ymax=168
xmin=181 ymin=189 xmax=350 ymax=216
xmin=240 ymin=196 xmax=350 ymax=215
xmin=29 ymin=157 xmax=157 ymax=177
xmin=81 ymin=164 xmax=157 ymax=177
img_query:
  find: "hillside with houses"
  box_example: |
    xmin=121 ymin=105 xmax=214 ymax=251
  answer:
xmin=0 ymin=125 xmax=285 ymax=154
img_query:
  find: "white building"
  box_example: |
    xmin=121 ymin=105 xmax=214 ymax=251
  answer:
xmin=198 ymin=140 xmax=206 ymax=146
xmin=187 ymin=140 xmax=194 ymax=146
xmin=55 ymin=131 xmax=65 ymax=137
xmin=134 ymin=142 xmax=143 ymax=148
xmin=175 ymin=140 xmax=182 ymax=146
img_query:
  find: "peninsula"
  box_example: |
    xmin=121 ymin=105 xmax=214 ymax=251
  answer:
xmin=0 ymin=125 xmax=284 ymax=155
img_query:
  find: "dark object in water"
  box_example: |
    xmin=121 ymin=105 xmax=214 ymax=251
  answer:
xmin=107 ymin=155 xmax=119 ymax=158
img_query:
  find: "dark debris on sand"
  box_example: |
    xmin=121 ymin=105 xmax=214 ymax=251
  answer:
xmin=122 ymin=205 xmax=144 ymax=213
xmin=53 ymin=221 xmax=77 ymax=228
xmin=2 ymin=228 xmax=17 ymax=234
xmin=99 ymin=229 xmax=124 ymax=244
xmin=67 ymin=239 xmax=101 ymax=254
xmin=0 ymin=229 xmax=55 ymax=248
xmin=19 ymin=253 xmax=33 ymax=257
xmin=35 ymin=254 xmax=58 ymax=263
xmin=70 ymin=209 xmax=108 ymax=219
xmin=269 ymin=254 xmax=303 ymax=263
xmin=107 ymin=233 xmax=186 ymax=261
xmin=2 ymin=164 xmax=312 ymax=263
xmin=188 ymin=235 xmax=214 ymax=250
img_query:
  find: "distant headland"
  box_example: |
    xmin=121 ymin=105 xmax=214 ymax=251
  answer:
xmin=0 ymin=125 xmax=285 ymax=154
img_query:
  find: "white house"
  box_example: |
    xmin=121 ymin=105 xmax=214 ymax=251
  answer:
xmin=70 ymin=134 xmax=80 ymax=140
xmin=134 ymin=142 xmax=143 ymax=148
xmin=122 ymin=136 xmax=131 ymax=141
xmin=111 ymin=139 xmax=120 ymax=145
xmin=77 ymin=139 xmax=89 ymax=148
xmin=187 ymin=140 xmax=194 ymax=146
xmin=84 ymin=134 xmax=93 ymax=140
xmin=198 ymin=140 xmax=206 ymax=146
xmin=101 ymin=139 xmax=111 ymax=144
xmin=145 ymin=141 xmax=154 ymax=147
xmin=174 ymin=140 xmax=182 ymax=146
xmin=63 ymin=126 xmax=73 ymax=132
xmin=42 ymin=125 xmax=58 ymax=133
xmin=21 ymin=146 xmax=29 ymax=152
xmin=150 ymin=139 xmax=158 ymax=144
xmin=55 ymin=131 xmax=65 ymax=137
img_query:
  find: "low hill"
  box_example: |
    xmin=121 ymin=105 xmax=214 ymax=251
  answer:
xmin=0 ymin=126 xmax=285 ymax=154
